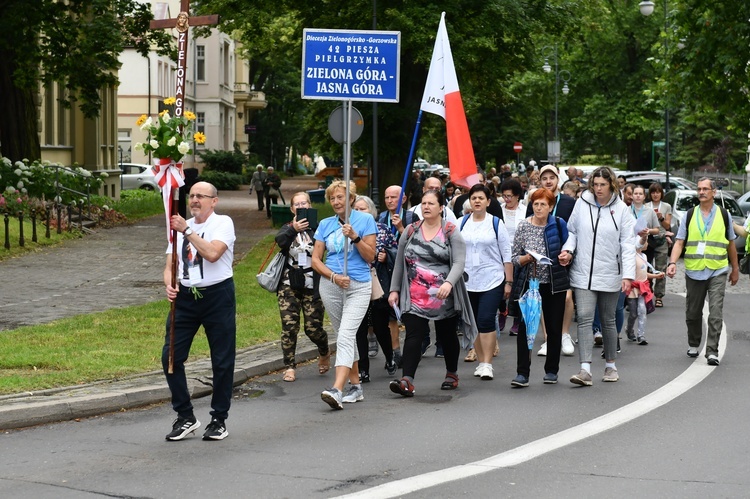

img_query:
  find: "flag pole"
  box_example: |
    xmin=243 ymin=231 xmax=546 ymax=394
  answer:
xmin=167 ymin=187 xmax=179 ymax=373
xmin=395 ymin=110 xmax=424 ymax=214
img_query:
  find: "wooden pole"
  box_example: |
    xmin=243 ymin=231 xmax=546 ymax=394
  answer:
xmin=168 ymin=187 xmax=179 ymax=373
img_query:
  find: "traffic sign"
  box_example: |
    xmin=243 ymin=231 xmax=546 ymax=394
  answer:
xmin=653 ymin=141 xmax=665 ymax=147
xmin=301 ymin=29 xmax=401 ymax=102
xmin=328 ymin=105 xmax=364 ymax=144
xmin=513 ymin=142 xmax=523 ymax=153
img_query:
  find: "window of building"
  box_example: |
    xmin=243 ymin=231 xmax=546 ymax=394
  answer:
xmin=196 ymin=112 xmax=205 ymax=134
xmin=118 ymin=129 xmax=132 ymax=164
xmin=196 ymin=45 xmax=205 ymax=82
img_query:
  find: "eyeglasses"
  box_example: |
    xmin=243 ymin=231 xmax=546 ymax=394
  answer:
xmin=188 ymin=194 xmax=216 ymax=200
xmin=293 ymin=203 xmax=309 ymax=208
xmin=502 ymin=194 xmax=516 ymax=199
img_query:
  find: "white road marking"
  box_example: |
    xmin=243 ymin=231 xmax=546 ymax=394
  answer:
xmin=340 ymin=298 xmax=723 ymax=498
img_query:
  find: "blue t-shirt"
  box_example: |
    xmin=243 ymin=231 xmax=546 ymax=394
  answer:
xmin=314 ymin=210 xmax=378 ymax=282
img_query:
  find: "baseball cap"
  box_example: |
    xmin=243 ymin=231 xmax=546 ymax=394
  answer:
xmin=539 ymin=165 xmax=559 ymax=178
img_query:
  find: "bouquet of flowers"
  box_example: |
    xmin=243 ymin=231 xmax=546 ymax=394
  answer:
xmin=134 ymin=97 xmax=206 ymax=162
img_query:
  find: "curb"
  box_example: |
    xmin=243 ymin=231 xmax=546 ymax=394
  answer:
xmin=0 ymin=338 xmax=337 ymax=431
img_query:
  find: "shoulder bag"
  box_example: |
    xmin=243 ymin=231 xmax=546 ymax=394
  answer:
xmin=256 ymin=242 xmax=285 ymax=292
xmin=370 ymin=266 xmax=384 ymax=301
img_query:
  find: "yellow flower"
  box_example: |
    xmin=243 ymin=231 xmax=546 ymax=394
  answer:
xmin=135 ymin=114 xmax=147 ymax=126
xmin=194 ymin=132 xmax=207 ymax=144
xmin=159 ymin=109 xmax=169 ymax=117
xmin=184 ymin=111 xmax=196 ymax=120
xmin=163 ymin=97 xmax=176 ymax=105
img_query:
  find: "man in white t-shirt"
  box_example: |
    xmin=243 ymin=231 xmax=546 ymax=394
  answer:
xmin=163 ymin=181 xmax=237 ymax=442
xmin=410 ymin=177 xmax=458 ymax=223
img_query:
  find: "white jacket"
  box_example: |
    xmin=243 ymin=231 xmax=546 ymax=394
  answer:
xmin=562 ymin=190 xmax=636 ymax=292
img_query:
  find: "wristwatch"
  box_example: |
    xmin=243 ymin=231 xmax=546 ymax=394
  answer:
xmin=351 ymin=236 xmax=361 ymax=244
xmin=183 ymin=227 xmax=194 ymax=237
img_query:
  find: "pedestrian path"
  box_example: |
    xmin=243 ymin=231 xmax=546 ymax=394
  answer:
xmin=0 ymin=175 xmax=329 ymax=430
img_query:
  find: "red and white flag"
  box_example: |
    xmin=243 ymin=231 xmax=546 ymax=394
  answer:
xmin=152 ymin=158 xmax=185 ymax=243
xmin=421 ymin=12 xmax=479 ymax=189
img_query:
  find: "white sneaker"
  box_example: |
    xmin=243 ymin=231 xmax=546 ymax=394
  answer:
xmin=537 ymin=342 xmax=548 ymax=356
xmin=561 ymin=334 xmax=575 ymax=356
xmin=342 ymin=384 xmax=364 ymax=403
xmin=473 ymin=364 xmax=484 ymax=377
xmin=480 ymin=364 xmax=494 ymax=380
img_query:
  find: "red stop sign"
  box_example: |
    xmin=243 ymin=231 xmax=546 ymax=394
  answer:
xmin=513 ymin=142 xmax=522 ymax=153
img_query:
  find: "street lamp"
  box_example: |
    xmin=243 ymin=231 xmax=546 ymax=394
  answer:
xmin=542 ymin=44 xmax=571 ymax=164
xmin=640 ymin=0 xmax=670 ymax=187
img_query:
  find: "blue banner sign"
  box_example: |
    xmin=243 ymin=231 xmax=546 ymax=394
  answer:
xmin=302 ymin=28 xmax=400 ymax=102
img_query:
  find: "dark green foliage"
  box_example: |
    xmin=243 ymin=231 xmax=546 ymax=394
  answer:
xmin=199 ymin=148 xmax=247 ymax=175
xmin=198 ymin=171 xmax=243 ymax=191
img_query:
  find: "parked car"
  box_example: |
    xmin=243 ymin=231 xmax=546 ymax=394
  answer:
xmin=663 ymin=189 xmax=746 ymax=255
xmin=620 ymin=173 xmax=697 ymax=192
xmin=736 ymin=190 xmax=750 ymax=216
xmin=120 ymin=163 xmax=159 ymax=191
xmin=557 ymin=165 xmax=623 ymax=189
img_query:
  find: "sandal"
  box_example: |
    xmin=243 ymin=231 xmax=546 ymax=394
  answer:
xmin=282 ymin=368 xmax=296 ymax=382
xmin=389 ymin=377 xmax=415 ymax=397
xmin=464 ymin=348 xmax=477 ymax=362
xmin=318 ymin=352 xmax=331 ymax=375
xmin=441 ymin=372 xmax=459 ymax=390
xmin=655 ymin=299 xmax=663 ymax=308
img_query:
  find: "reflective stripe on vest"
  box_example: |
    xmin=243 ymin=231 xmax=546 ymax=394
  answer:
xmin=684 ymin=207 xmax=728 ymax=270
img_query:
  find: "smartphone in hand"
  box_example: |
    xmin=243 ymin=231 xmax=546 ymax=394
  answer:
xmin=296 ymin=208 xmax=318 ymax=230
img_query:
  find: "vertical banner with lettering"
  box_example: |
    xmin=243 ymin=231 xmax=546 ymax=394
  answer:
xmin=301 ymin=29 xmax=401 ymax=102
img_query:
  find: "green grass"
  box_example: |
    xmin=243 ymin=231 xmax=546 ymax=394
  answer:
xmin=0 ymin=235 xmax=284 ymax=395
xmin=0 ymin=216 xmax=81 ymax=262
xmin=108 ymin=190 xmax=165 ymax=220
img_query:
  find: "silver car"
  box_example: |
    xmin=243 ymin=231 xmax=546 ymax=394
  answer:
xmin=663 ymin=189 xmax=746 ymax=255
xmin=120 ymin=163 xmax=159 ymax=191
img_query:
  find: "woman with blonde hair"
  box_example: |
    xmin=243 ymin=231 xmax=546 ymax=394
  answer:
xmin=312 ymin=181 xmax=378 ymax=409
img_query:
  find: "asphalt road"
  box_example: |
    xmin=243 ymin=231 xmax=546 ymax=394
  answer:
xmin=1 ymin=291 xmax=748 ymax=498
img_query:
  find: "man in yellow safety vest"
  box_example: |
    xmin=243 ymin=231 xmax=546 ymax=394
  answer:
xmin=666 ymin=178 xmax=739 ymax=366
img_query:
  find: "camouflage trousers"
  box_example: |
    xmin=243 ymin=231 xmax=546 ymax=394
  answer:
xmin=278 ymin=285 xmax=329 ymax=368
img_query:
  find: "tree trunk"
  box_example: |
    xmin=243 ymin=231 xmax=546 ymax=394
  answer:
xmin=626 ymin=137 xmax=643 ymax=171
xmin=0 ymin=48 xmax=41 ymax=162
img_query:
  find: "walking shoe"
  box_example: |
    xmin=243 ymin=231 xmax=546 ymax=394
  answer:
xmin=602 ymin=367 xmax=619 ymax=382
xmin=561 ymin=333 xmax=575 ymax=356
xmin=166 ymin=416 xmax=201 ymax=441
xmin=393 ymin=350 xmax=403 ymax=368
xmin=321 ymin=388 xmax=344 ymax=409
xmin=509 ymin=319 xmax=519 ymax=336
xmin=480 ymin=365 xmax=494 ymax=380
xmin=464 ymin=348 xmax=477 ymax=362
xmin=368 ymin=333 xmax=379 ymax=358
xmin=421 ymin=336 xmax=430 ymax=356
xmin=342 ymin=384 xmax=364 ymax=403
xmin=435 ymin=344 xmax=444 ymax=358
xmin=543 ymin=373 xmax=558 ymax=384
xmin=389 ymin=377 xmax=415 ymax=397
xmin=594 ymin=330 xmax=603 ymax=346
xmin=441 ymin=372 xmax=459 ymax=390
xmin=570 ymin=369 xmax=593 ymax=386
xmin=358 ymin=371 xmax=370 ymax=384
xmin=473 ymin=364 xmax=484 ymax=377
xmin=202 ymin=418 xmax=228 ymax=441
xmin=497 ymin=312 xmax=507 ymax=332
xmin=627 ymin=331 xmax=637 ymax=342
xmin=707 ymin=355 xmax=720 ymax=366
xmin=511 ymin=374 xmax=529 ymax=387
xmin=537 ymin=342 xmax=547 ymax=356
xmin=385 ymin=359 xmax=398 ymax=376
xmin=687 ymin=347 xmax=699 ymax=358
xmin=637 ymin=337 xmax=648 ymax=345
